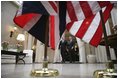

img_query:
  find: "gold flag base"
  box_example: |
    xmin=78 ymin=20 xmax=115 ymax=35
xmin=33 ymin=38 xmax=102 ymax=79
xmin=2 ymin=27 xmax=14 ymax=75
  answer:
xmin=30 ymin=61 xmax=59 ymax=77
xmin=30 ymin=68 xmax=59 ymax=77
xmin=93 ymin=61 xmax=117 ymax=78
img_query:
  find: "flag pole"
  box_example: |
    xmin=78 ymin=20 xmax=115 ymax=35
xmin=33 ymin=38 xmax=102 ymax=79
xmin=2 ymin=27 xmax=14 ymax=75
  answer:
xmin=42 ymin=16 xmax=49 ymax=68
xmin=93 ymin=9 xmax=116 ymax=78
xmin=44 ymin=16 xmax=49 ymax=61
xmin=99 ymin=10 xmax=115 ymax=69
xmin=99 ymin=10 xmax=111 ymax=61
xmin=31 ymin=16 xmax=59 ymax=77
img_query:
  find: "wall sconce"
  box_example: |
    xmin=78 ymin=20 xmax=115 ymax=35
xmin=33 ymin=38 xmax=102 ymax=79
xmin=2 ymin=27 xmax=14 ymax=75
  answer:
xmin=13 ymin=27 xmax=17 ymax=31
xmin=10 ymin=27 xmax=17 ymax=38
xmin=10 ymin=30 xmax=14 ymax=38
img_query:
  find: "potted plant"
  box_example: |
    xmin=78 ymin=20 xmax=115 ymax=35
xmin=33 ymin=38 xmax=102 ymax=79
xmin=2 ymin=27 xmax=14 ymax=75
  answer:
xmin=16 ymin=43 xmax=23 ymax=52
xmin=2 ymin=41 xmax=9 ymax=51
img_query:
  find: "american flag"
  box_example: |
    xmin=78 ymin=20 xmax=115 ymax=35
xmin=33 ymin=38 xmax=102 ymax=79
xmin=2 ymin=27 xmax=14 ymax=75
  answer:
xmin=66 ymin=1 xmax=113 ymax=47
xmin=14 ymin=1 xmax=113 ymax=50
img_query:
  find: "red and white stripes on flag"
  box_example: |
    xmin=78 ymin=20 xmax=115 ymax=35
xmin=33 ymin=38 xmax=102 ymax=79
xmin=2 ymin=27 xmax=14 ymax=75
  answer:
xmin=41 ymin=1 xmax=57 ymax=15
xmin=66 ymin=1 xmax=112 ymax=23
xmin=49 ymin=15 xmax=60 ymax=50
xmin=49 ymin=2 xmax=67 ymax=50
xmin=66 ymin=2 xmax=113 ymax=47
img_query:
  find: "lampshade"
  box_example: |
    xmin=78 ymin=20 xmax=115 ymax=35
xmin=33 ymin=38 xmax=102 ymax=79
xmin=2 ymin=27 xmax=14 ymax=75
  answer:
xmin=16 ymin=34 xmax=25 ymax=41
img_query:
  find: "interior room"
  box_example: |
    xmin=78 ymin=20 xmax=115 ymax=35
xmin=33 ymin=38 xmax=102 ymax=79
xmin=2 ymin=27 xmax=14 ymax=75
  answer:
xmin=1 ymin=1 xmax=117 ymax=78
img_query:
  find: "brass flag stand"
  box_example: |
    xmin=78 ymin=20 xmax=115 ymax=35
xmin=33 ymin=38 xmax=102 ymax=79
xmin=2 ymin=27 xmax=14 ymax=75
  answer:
xmin=30 ymin=16 xmax=59 ymax=77
xmin=93 ymin=10 xmax=116 ymax=78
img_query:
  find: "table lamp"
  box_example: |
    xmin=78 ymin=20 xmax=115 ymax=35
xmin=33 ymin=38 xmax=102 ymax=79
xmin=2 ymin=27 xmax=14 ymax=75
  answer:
xmin=17 ymin=34 xmax=25 ymax=42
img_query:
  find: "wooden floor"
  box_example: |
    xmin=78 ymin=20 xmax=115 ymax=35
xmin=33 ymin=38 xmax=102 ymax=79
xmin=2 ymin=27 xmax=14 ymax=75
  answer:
xmin=1 ymin=63 xmax=117 ymax=78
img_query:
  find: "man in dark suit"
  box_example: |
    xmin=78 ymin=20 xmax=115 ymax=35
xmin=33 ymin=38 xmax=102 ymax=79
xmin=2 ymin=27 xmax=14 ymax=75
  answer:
xmin=67 ymin=36 xmax=75 ymax=63
xmin=73 ymin=43 xmax=79 ymax=61
xmin=59 ymin=38 xmax=67 ymax=63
